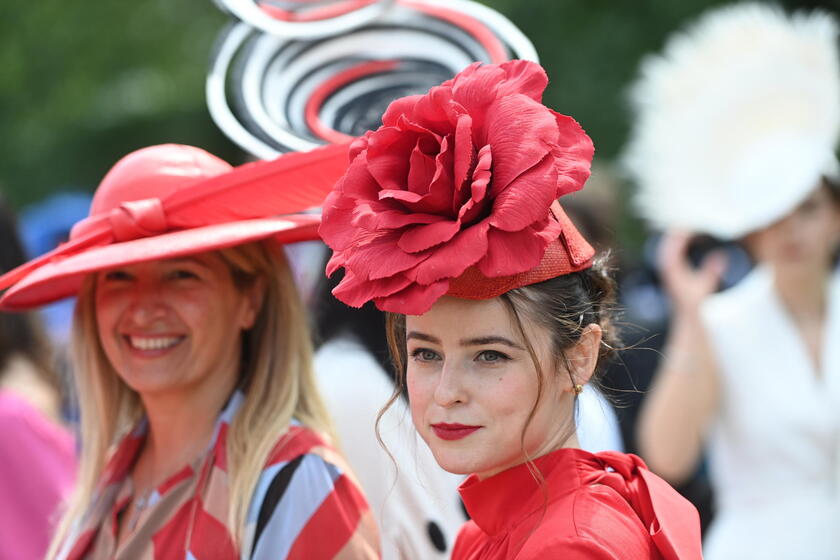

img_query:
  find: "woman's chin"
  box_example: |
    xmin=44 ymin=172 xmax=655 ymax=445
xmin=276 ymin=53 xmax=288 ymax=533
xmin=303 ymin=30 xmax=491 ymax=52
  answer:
xmin=117 ymin=372 xmax=184 ymax=398
xmin=430 ymin=449 xmax=503 ymax=478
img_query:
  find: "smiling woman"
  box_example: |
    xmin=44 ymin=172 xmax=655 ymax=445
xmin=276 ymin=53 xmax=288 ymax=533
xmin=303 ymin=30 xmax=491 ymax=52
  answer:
xmin=320 ymin=60 xmax=703 ymax=559
xmin=0 ymin=144 xmax=379 ymax=559
xmin=93 ymin=254 xmax=260 ymax=399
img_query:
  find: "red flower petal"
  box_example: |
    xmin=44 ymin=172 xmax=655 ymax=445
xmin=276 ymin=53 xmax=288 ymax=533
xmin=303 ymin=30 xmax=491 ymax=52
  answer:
xmin=457 ymin=145 xmax=492 ymax=224
xmin=373 ymin=279 xmax=451 ymax=315
xmin=477 ymin=222 xmax=554 ymax=277
xmin=348 ymin=132 xmax=372 ymax=161
xmin=448 ymin=61 xmax=548 ymax=136
xmin=320 ymin=191 xmax=361 ymax=252
xmin=325 ymin=249 xmax=346 ymax=277
xmin=408 ymin=85 xmax=460 ymax=135
xmin=406 ymin=139 xmax=438 ymax=195
xmin=351 ymin=199 xmax=396 ymax=230
xmin=410 ymin=221 xmax=490 ymax=285
xmin=488 ymin=153 xmax=558 ymax=232
xmin=446 ymin=63 xmax=499 ymax=134
xmin=453 ymin=113 xmax=475 ymax=193
xmin=330 ymin=156 xmax=382 ymax=202
xmin=381 ymin=95 xmax=423 ymax=127
xmin=365 ymin=127 xmax=422 ymax=191
xmin=395 ymin=114 xmax=442 ymax=137
xmin=359 ymin=206 xmax=444 ymax=230
xmin=484 ymin=94 xmax=556 ymax=196
xmin=333 ymin=269 xmax=415 ymax=308
xmin=380 ymin=136 xmax=456 ymax=216
xmin=493 ymin=60 xmax=548 ymax=102
xmin=405 ymin=135 xmax=455 ymax=215
xmin=379 ymin=188 xmax=422 ymax=204
xmin=344 ymin=233 xmax=428 ymax=280
xmin=397 ymin=219 xmax=461 ymax=253
xmin=551 ymin=111 xmax=594 ymax=197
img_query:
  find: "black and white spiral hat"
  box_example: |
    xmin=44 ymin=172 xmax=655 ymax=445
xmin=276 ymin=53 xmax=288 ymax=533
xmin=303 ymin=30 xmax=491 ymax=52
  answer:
xmin=208 ymin=0 xmax=537 ymax=159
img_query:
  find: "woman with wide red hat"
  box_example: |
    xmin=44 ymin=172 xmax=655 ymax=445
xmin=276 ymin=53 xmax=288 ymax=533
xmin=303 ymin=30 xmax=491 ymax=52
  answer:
xmin=320 ymin=59 xmax=703 ymax=559
xmin=0 ymin=144 xmax=379 ymax=558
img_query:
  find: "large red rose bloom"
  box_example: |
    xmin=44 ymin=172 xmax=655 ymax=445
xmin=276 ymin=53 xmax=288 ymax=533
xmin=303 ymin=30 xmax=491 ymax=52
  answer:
xmin=320 ymin=60 xmax=594 ymax=314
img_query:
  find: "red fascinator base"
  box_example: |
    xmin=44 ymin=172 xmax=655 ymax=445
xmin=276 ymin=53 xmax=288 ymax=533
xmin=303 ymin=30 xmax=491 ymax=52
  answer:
xmin=446 ymin=202 xmax=594 ymax=300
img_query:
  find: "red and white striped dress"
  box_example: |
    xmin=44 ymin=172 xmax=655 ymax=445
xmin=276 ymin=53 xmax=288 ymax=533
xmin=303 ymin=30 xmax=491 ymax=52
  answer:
xmin=55 ymin=392 xmax=379 ymax=559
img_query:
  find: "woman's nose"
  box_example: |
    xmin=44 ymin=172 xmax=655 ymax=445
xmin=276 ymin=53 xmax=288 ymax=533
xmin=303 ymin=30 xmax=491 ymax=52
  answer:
xmin=433 ymin=363 xmax=467 ymax=407
xmin=125 ymin=283 xmax=167 ymax=324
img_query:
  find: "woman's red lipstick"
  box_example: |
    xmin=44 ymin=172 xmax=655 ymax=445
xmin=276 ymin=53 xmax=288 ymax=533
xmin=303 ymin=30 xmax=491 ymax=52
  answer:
xmin=431 ymin=423 xmax=481 ymax=441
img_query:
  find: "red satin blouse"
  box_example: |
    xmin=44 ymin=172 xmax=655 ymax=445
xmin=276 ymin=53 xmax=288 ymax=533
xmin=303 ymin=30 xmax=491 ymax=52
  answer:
xmin=452 ymin=448 xmax=702 ymax=559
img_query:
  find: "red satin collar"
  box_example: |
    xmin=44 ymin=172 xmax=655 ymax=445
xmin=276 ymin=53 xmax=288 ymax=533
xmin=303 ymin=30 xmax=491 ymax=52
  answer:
xmin=457 ymin=448 xmax=703 ymax=560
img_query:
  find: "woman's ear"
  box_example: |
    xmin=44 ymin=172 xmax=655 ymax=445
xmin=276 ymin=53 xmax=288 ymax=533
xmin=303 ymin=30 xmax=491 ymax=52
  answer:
xmin=564 ymin=323 xmax=603 ymax=387
xmin=239 ymin=276 xmax=267 ymax=330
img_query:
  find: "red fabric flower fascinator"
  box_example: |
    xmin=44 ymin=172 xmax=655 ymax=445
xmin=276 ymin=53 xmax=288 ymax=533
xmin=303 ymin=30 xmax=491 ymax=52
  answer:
xmin=320 ymin=60 xmax=595 ymax=315
xmin=0 ymin=142 xmax=350 ymax=311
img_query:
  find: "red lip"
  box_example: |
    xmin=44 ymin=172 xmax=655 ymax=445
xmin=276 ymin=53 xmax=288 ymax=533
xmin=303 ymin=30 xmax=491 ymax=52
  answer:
xmin=431 ymin=423 xmax=481 ymax=441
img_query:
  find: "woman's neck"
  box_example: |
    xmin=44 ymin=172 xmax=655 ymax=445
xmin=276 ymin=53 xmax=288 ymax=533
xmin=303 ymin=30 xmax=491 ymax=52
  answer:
xmin=476 ymin=429 xmax=581 ymax=481
xmin=135 ymin=376 xmax=237 ymax=489
xmin=772 ymin=263 xmax=830 ymax=320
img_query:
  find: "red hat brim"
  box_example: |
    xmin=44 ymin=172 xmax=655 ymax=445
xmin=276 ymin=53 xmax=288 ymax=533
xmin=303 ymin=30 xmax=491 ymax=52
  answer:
xmin=0 ymin=215 xmax=318 ymax=311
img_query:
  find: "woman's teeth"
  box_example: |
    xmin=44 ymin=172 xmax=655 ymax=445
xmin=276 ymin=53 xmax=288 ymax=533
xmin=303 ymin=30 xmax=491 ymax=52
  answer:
xmin=129 ymin=336 xmax=182 ymax=351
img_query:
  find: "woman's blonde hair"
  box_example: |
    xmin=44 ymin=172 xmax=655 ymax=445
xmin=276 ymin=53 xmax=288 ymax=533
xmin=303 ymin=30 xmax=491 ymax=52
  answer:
xmin=48 ymin=240 xmax=336 ymax=557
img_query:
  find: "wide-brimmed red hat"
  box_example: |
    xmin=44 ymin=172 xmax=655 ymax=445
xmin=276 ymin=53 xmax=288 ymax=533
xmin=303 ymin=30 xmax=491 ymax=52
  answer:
xmin=319 ymin=60 xmax=595 ymax=315
xmin=0 ymin=142 xmax=350 ymax=311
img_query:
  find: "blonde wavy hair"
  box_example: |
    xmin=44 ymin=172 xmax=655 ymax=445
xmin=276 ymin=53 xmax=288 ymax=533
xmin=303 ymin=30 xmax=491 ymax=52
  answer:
xmin=48 ymin=240 xmax=336 ymax=557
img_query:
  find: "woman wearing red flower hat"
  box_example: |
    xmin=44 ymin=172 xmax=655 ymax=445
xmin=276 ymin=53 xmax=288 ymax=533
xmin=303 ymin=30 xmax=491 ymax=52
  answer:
xmin=320 ymin=60 xmax=703 ymax=559
xmin=0 ymin=144 xmax=379 ymax=558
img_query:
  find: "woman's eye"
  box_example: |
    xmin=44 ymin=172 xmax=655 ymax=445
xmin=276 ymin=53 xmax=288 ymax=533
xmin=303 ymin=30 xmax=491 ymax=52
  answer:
xmin=168 ymin=269 xmax=199 ymax=280
xmin=410 ymin=348 xmax=440 ymax=362
xmin=476 ymin=350 xmax=510 ymax=363
xmin=103 ymin=270 xmax=132 ymax=282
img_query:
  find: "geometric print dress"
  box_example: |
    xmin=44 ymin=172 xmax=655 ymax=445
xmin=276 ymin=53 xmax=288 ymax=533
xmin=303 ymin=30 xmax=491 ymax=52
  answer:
xmin=54 ymin=391 xmax=379 ymax=559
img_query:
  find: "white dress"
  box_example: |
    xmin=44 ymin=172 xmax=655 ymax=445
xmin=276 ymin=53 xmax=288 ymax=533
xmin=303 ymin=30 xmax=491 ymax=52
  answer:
xmin=314 ymin=336 xmax=466 ymax=560
xmin=700 ymin=266 xmax=840 ymax=560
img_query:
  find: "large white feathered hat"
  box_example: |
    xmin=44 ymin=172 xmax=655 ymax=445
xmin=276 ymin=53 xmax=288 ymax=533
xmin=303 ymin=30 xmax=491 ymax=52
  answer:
xmin=623 ymin=3 xmax=840 ymax=239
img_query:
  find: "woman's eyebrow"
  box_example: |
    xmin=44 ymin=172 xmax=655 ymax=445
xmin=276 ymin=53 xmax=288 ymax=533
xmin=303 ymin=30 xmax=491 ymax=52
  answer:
xmin=167 ymin=257 xmax=212 ymax=269
xmin=406 ymin=331 xmax=441 ymax=344
xmin=460 ymin=336 xmax=524 ymax=350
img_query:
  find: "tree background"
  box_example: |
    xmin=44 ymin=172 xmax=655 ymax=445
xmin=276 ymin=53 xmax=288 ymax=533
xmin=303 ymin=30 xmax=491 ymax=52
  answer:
xmin=1 ymin=0 xmax=836 ymax=251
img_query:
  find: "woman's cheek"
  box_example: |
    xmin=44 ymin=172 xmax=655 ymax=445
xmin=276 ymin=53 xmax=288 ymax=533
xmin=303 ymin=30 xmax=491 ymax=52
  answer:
xmin=485 ymin=369 xmax=534 ymax=421
xmin=406 ymin=375 xmax=425 ymax=437
xmin=407 ymin=368 xmax=433 ymax=417
xmin=406 ymin=368 xmax=423 ymax=405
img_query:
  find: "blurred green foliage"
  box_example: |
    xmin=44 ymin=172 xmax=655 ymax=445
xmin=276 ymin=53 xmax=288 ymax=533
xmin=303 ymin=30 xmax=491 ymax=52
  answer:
xmin=0 ymin=0 xmax=835 ymax=253
xmin=0 ymin=0 xmax=231 ymax=207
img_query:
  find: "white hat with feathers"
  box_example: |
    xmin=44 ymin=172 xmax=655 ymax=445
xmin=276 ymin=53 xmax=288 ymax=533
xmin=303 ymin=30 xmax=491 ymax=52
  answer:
xmin=623 ymin=3 xmax=839 ymax=239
